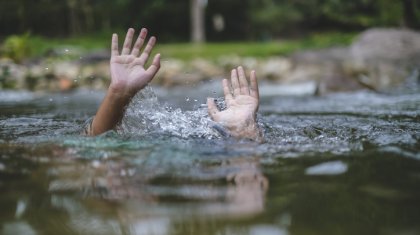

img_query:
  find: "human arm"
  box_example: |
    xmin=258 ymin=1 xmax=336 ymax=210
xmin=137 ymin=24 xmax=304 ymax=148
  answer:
xmin=207 ymin=66 xmax=263 ymax=142
xmin=88 ymin=28 xmax=160 ymax=136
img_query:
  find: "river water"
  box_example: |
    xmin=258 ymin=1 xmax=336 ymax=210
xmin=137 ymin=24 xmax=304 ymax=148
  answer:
xmin=0 ymin=81 xmax=419 ymax=235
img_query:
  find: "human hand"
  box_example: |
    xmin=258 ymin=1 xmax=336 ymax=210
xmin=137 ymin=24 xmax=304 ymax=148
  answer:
xmin=207 ymin=66 xmax=262 ymax=141
xmin=109 ymin=28 xmax=160 ymax=98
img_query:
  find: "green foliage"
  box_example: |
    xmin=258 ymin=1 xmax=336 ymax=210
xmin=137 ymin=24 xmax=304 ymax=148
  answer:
xmin=0 ymin=0 xmax=416 ymax=42
xmin=1 ymin=33 xmax=31 ymax=63
xmin=320 ymin=0 xmax=403 ymax=27
xmin=0 ymin=65 xmax=16 ymax=89
xmin=20 ymin=31 xmax=355 ymax=61
xmin=245 ymin=0 xmax=412 ymax=39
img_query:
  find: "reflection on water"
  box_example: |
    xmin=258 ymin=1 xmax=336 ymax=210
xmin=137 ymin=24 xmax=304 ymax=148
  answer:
xmin=0 ymin=84 xmax=419 ymax=235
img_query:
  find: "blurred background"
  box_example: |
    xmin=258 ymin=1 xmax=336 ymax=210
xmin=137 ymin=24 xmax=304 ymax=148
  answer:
xmin=1 ymin=2 xmax=420 ymax=235
xmin=1 ymin=0 xmax=419 ymax=41
xmin=0 ymin=0 xmax=419 ymax=94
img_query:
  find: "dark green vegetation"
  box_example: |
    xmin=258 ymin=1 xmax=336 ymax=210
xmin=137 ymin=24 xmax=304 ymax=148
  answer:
xmin=1 ymin=0 xmax=417 ymax=62
xmin=0 ymin=0 xmax=418 ymax=41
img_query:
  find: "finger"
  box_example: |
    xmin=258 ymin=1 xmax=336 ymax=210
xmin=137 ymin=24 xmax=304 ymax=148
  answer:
xmin=230 ymin=68 xmax=241 ymax=96
xmin=207 ymin=98 xmax=220 ymax=120
xmin=138 ymin=36 xmax=156 ymax=66
xmin=131 ymin=28 xmax=147 ymax=56
xmin=121 ymin=28 xmax=135 ymax=55
xmin=222 ymin=78 xmax=233 ymax=103
xmin=111 ymin=33 xmax=119 ymax=57
xmin=146 ymin=53 xmax=161 ymax=78
xmin=250 ymin=70 xmax=259 ymax=99
xmin=237 ymin=66 xmax=249 ymax=95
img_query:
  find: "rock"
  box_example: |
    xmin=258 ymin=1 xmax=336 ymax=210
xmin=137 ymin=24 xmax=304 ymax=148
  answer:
xmin=348 ymin=28 xmax=420 ymax=90
xmin=0 ymin=59 xmax=27 ymax=89
xmin=290 ymin=48 xmax=366 ymax=94
xmin=79 ymin=50 xmax=109 ymax=63
xmin=51 ymin=61 xmax=80 ymax=81
xmin=242 ymin=57 xmax=259 ymax=69
xmin=2 ymin=28 xmax=418 ymax=94
xmin=58 ymin=76 xmax=74 ymax=91
xmin=78 ymin=61 xmax=110 ymax=89
xmin=288 ymin=28 xmax=420 ymax=94
xmin=190 ymin=58 xmax=223 ymax=77
xmin=259 ymin=57 xmax=292 ymax=81
xmin=350 ymin=28 xmax=420 ymax=63
xmin=157 ymin=59 xmax=186 ymax=86
xmin=44 ymin=46 xmax=84 ymax=58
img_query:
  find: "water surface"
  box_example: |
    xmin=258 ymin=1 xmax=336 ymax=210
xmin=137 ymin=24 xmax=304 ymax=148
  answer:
xmin=0 ymin=83 xmax=419 ymax=235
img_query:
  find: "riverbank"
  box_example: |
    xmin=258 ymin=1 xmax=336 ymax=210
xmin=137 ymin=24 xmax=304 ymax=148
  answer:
xmin=1 ymin=28 xmax=419 ymax=95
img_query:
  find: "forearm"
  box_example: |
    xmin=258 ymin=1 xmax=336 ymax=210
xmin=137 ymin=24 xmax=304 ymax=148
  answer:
xmin=89 ymin=88 xmax=132 ymax=136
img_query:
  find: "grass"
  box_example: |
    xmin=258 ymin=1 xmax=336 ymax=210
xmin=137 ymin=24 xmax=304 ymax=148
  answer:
xmin=157 ymin=32 xmax=357 ymax=60
xmin=6 ymin=31 xmax=357 ymax=61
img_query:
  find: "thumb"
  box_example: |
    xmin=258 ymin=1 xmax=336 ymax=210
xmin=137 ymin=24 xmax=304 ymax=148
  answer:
xmin=207 ymin=98 xmax=219 ymax=120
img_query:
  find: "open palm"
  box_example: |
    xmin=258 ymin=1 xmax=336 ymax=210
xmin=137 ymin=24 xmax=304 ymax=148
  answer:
xmin=109 ymin=28 xmax=160 ymax=96
xmin=208 ymin=67 xmax=260 ymax=137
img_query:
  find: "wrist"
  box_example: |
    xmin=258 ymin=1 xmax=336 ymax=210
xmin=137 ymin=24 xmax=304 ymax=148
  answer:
xmin=223 ymin=116 xmax=263 ymax=141
xmin=108 ymin=83 xmax=136 ymax=101
xmin=106 ymin=85 xmax=135 ymax=107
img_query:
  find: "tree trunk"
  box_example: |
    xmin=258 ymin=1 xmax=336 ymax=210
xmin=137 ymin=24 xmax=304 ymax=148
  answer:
xmin=402 ymin=0 xmax=419 ymax=29
xmin=67 ymin=0 xmax=81 ymax=35
xmin=190 ymin=0 xmax=206 ymax=43
xmin=81 ymin=0 xmax=94 ymax=32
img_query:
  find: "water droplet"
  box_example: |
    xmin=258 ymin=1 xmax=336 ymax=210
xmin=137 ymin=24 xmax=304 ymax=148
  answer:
xmin=64 ymin=49 xmax=69 ymax=52
xmin=45 ymin=67 xmax=49 ymax=70
xmin=49 ymin=98 xmax=53 ymax=102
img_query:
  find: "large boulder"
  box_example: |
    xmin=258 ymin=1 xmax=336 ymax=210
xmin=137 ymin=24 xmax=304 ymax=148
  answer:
xmin=289 ymin=28 xmax=420 ymax=94
xmin=290 ymin=47 xmax=367 ymax=94
xmin=350 ymin=28 xmax=420 ymax=63
xmin=347 ymin=28 xmax=420 ymax=90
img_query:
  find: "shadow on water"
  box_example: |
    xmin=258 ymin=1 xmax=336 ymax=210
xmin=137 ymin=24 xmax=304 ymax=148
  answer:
xmin=0 ymin=83 xmax=419 ymax=235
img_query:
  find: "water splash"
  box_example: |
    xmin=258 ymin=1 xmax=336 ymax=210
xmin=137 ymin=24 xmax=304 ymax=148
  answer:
xmin=119 ymin=86 xmax=222 ymax=139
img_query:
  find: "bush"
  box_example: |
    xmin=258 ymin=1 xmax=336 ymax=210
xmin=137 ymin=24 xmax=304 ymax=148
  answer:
xmin=1 ymin=33 xmax=31 ymax=63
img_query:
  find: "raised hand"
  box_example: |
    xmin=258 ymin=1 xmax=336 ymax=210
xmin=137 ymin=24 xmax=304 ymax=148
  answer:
xmin=88 ymin=28 xmax=160 ymax=136
xmin=110 ymin=28 xmax=160 ymax=97
xmin=207 ymin=66 xmax=262 ymax=141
